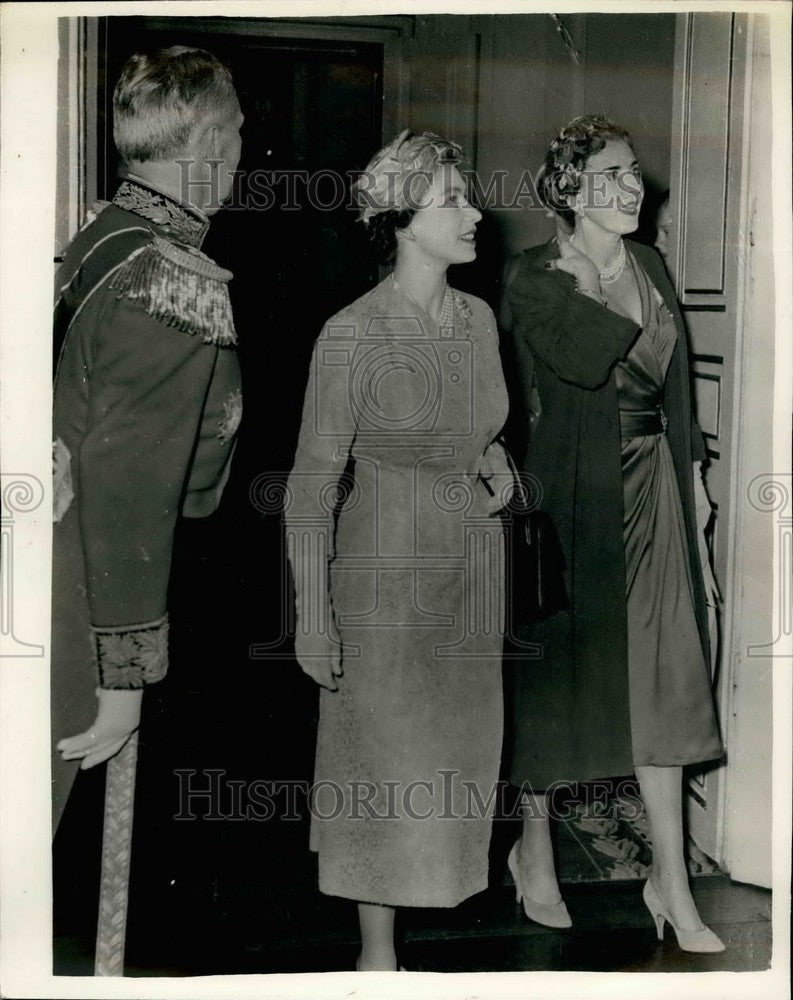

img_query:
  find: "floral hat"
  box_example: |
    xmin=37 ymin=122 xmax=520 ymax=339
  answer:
xmin=548 ymin=133 xmax=592 ymax=194
xmin=352 ymin=129 xmax=462 ymax=224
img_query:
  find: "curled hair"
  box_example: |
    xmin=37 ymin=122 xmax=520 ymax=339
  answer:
xmin=366 ymin=208 xmax=415 ymax=263
xmin=113 ymin=46 xmax=236 ymax=164
xmin=537 ymin=114 xmax=633 ymax=226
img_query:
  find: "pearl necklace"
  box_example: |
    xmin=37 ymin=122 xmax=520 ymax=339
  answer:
xmin=599 ymin=239 xmax=626 ymax=284
xmin=570 ymin=234 xmax=626 ymax=284
xmin=391 ymin=273 xmax=454 ymax=325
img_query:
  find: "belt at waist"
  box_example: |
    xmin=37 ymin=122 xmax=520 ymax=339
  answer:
xmin=619 ymin=407 xmax=667 ymax=440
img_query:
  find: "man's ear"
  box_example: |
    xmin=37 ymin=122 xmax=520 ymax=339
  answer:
xmin=187 ymin=119 xmax=219 ymax=162
xmin=206 ymin=121 xmax=222 ymax=159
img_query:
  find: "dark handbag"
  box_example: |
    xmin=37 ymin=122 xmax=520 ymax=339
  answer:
xmin=504 ymin=451 xmax=570 ymax=627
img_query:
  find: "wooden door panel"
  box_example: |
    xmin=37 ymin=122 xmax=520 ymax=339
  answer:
xmin=678 ymin=13 xmax=734 ymax=305
xmin=670 ymin=13 xmax=774 ymax=887
xmin=670 ymin=11 xmax=746 ymax=862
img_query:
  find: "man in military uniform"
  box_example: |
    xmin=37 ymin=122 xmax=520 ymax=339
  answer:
xmin=52 ymin=47 xmax=244 ymax=828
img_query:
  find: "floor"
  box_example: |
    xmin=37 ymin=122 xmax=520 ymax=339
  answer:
xmin=53 ymin=767 xmax=772 ymax=978
xmin=51 ymin=521 xmax=773 ymax=978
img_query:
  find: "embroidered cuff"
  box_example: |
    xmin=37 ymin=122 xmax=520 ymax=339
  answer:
xmin=91 ymin=614 xmax=169 ymax=689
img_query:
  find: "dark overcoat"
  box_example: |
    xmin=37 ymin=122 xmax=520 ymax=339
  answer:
xmin=502 ymin=238 xmax=709 ymax=787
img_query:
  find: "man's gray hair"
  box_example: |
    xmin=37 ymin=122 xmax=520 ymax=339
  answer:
xmin=113 ymin=46 xmax=236 ymax=164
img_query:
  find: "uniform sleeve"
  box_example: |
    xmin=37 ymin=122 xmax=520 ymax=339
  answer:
xmin=78 ymin=294 xmax=216 ymax=689
xmin=506 ymin=264 xmax=639 ymax=390
xmin=285 ymin=323 xmax=358 ymax=640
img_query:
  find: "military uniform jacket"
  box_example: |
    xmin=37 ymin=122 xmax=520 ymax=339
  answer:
xmin=52 ymin=178 xmax=242 ymax=695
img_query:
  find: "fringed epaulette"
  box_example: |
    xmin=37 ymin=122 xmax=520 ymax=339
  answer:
xmin=109 ymin=236 xmax=236 ymax=346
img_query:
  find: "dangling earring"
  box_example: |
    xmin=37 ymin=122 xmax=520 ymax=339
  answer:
xmin=398 ymin=228 xmax=416 ymax=243
xmin=565 ymin=193 xmax=584 ymax=220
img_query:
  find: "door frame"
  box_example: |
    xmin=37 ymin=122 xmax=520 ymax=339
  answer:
xmin=131 ymin=14 xmax=412 ymax=143
xmin=669 ymin=10 xmax=777 ymax=886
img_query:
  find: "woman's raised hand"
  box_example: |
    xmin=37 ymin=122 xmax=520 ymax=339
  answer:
xmin=553 ymin=237 xmax=601 ymax=295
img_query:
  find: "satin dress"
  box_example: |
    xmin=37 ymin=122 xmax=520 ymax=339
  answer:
xmin=612 ymin=254 xmax=721 ymax=765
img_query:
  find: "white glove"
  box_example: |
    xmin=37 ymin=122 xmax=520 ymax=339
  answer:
xmin=294 ymin=606 xmax=343 ymax=692
xmin=56 ymin=687 xmax=143 ymax=769
xmin=693 ymin=462 xmax=721 ymax=607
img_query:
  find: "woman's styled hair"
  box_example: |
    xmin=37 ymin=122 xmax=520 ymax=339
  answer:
xmin=537 ymin=114 xmax=634 ymax=226
xmin=113 ymin=46 xmax=236 ymax=164
xmin=352 ymin=129 xmax=463 ymax=263
xmin=366 ymin=208 xmax=416 ymax=264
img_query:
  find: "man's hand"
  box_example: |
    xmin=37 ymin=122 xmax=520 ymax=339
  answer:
xmin=57 ymin=688 xmax=143 ymax=769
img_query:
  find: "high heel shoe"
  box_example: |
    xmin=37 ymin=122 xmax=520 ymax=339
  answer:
xmin=642 ymin=879 xmax=725 ymax=953
xmin=507 ymin=841 xmax=572 ymax=929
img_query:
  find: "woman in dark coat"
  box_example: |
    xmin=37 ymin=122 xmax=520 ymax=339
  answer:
xmin=503 ymin=115 xmax=724 ymax=952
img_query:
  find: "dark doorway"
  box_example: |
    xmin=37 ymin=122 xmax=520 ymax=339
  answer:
xmin=99 ymin=17 xmax=383 ymax=347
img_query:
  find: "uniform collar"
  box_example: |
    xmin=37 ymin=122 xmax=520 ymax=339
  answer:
xmin=112 ymin=176 xmax=210 ymax=247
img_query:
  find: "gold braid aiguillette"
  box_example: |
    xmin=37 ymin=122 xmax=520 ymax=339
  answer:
xmin=109 ymin=237 xmax=236 ymax=346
